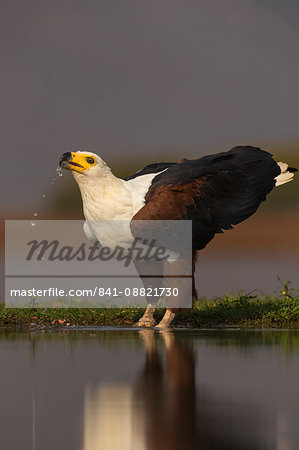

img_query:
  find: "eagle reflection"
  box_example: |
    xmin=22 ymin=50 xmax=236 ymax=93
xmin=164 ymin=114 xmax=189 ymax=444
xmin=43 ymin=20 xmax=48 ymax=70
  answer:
xmin=83 ymin=331 xmax=264 ymax=450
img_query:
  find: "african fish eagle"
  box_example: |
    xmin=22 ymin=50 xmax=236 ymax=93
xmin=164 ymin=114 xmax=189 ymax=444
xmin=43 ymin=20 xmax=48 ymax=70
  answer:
xmin=59 ymin=146 xmax=297 ymax=328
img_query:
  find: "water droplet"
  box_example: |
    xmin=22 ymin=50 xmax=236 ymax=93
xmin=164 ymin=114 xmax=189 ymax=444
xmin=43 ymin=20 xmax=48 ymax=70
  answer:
xmin=42 ymin=194 xmax=46 ymax=198
xmin=34 ymin=212 xmax=38 ymax=217
xmin=56 ymin=165 xmax=63 ymax=177
xmin=30 ymin=221 xmax=36 ymax=227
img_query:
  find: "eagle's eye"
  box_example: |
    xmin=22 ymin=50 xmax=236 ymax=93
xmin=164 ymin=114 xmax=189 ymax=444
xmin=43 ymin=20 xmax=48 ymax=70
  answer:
xmin=86 ymin=157 xmax=95 ymax=165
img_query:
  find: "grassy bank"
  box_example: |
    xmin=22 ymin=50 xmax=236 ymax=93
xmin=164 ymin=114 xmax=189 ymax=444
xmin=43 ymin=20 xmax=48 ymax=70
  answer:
xmin=1 ymin=284 xmax=298 ymax=329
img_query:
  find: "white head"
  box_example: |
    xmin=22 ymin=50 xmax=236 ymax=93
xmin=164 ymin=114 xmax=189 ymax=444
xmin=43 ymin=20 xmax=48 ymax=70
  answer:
xmin=59 ymin=151 xmax=111 ymax=181
xmin=58 ymin=150 xmax=128 ymax=221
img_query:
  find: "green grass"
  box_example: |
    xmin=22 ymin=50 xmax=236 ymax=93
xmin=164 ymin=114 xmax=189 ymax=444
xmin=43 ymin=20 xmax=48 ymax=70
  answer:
xmin=1 ymin=282 xmax=298 ymax=329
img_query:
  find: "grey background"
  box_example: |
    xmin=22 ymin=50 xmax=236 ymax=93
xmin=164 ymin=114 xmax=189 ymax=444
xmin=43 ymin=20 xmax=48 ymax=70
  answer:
xmin=1 ymin=0 xmax=299 ymax=209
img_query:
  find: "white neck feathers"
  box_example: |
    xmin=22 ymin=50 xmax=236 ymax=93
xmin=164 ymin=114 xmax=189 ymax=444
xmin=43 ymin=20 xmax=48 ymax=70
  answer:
xmin=73 ymin=167 xmax=133 ymax=221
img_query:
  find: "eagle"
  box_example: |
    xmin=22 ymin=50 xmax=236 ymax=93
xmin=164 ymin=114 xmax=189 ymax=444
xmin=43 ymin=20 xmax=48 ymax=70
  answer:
xmin=59 ymin=146 xmax=297 ymax=328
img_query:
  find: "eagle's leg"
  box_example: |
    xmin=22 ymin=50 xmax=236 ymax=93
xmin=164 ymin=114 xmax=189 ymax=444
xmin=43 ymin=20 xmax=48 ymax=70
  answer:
xmin=156 ymin=251 xmax=195 ymax=330
xmin=133 ymin=260 xmax=165 ymax=328
xmin=155 ymin=308 xmax=176 ymax=329
xmin=134 ymin=303 xmax=156 ymax=328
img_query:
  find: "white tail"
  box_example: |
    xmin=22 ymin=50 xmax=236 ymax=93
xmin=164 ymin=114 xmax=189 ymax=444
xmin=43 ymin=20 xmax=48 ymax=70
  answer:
xmin=275 ymin=162 xmax=296 ymax=187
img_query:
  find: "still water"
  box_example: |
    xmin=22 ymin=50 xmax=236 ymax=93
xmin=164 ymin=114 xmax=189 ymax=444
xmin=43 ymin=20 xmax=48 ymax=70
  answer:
xmin=0 ymin=328 xmax=298 ymax=450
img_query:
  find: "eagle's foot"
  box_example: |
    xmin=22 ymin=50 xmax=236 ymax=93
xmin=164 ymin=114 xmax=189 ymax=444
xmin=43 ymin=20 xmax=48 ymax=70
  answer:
xmin=134 ymin=317 xmax=156 ymax=328
xmin=134 ymin=304 xmax=156 ymax=328
xmin=155 ymin=309 xmax=176 ymax=329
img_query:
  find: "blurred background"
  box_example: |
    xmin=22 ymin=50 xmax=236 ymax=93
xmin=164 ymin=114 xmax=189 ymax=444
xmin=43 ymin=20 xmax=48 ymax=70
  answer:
xmin=1 ymin=0 xmax=298 ymax=296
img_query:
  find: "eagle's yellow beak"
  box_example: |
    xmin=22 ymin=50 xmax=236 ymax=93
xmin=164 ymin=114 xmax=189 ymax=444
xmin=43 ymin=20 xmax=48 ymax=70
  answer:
xmin=59 ymin=152 xmax=96 ymax=174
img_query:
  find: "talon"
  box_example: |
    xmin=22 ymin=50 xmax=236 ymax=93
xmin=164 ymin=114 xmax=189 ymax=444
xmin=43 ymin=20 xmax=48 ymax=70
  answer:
xmin=134 ymin=304 xmax=156 ymax=328
xmin=134 ymin=318 xmax=156 ymax=328
xmin=154 ymin=323 xmax=171 ymax=330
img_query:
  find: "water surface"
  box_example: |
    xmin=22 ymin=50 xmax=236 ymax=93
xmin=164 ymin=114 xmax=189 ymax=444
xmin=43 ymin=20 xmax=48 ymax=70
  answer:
xmin=0 ymin=328 xmax=298 ymax=450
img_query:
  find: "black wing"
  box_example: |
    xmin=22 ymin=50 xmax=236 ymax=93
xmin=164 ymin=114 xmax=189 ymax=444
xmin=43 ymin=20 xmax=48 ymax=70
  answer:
xmin=131 ymin=146 xmax=281 ymax=250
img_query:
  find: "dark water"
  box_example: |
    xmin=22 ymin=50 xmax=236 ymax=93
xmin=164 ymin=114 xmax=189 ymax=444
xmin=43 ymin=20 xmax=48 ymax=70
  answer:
xmin=0 ymin=328 xmax=298 ymax=450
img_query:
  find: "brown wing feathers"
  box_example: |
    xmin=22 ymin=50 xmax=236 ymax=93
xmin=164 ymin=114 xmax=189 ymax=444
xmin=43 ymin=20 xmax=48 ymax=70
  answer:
xmin=132 ymin=146 xmax=281 ymax=250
